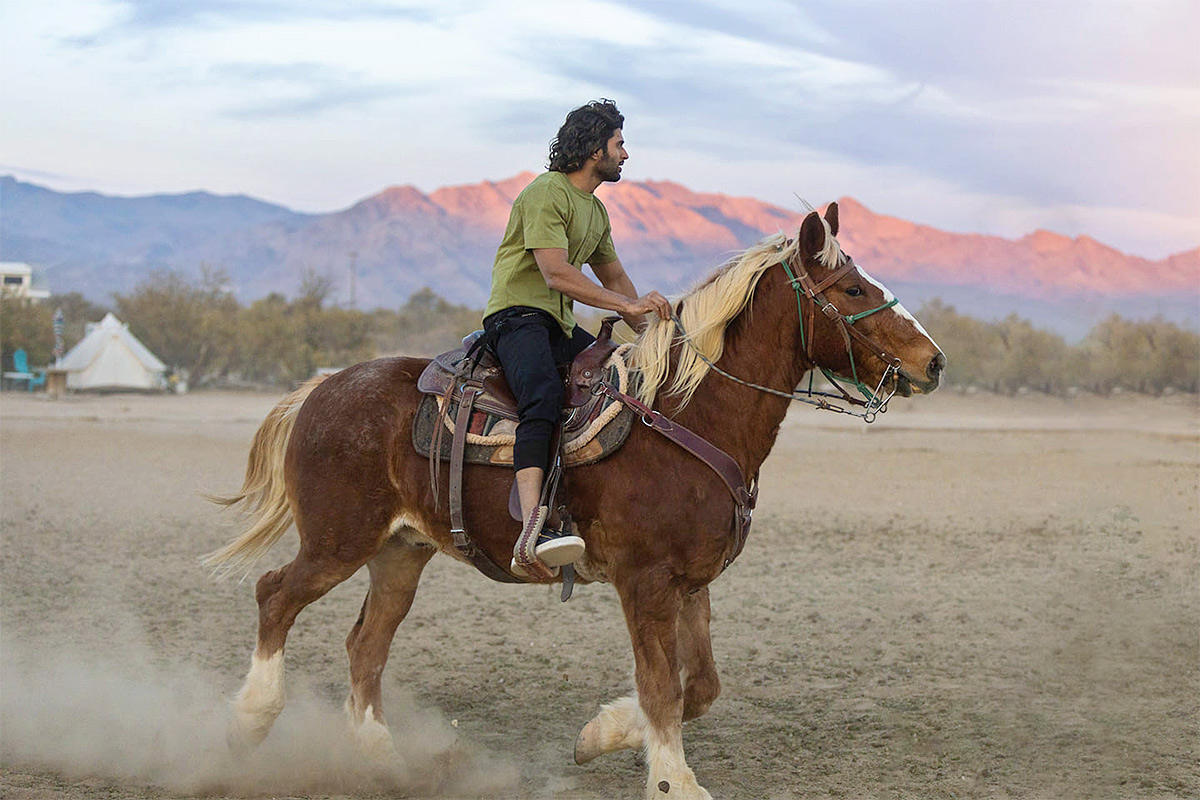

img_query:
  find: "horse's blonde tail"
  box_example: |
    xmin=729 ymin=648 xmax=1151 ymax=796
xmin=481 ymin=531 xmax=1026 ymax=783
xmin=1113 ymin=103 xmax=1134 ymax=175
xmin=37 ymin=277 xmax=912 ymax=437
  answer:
xmin=202 ymin=376 xmax=327 ymax=581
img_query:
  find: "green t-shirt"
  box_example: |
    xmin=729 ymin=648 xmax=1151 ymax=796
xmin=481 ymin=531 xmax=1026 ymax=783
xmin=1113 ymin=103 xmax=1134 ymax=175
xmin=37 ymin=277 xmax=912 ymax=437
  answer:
xmin=484 ymin=171 xmax=618 ymax=333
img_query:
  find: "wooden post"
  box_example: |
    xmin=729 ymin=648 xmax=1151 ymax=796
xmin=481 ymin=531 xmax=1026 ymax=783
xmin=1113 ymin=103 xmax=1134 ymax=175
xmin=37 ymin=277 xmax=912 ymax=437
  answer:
xmin=45 ymin=369 xmax=68 ymax=399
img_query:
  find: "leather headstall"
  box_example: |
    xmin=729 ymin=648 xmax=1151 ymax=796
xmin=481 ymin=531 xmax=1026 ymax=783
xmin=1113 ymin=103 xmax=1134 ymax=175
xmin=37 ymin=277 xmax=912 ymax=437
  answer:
xmin=783 ymin=252 xmax=901 ymax=408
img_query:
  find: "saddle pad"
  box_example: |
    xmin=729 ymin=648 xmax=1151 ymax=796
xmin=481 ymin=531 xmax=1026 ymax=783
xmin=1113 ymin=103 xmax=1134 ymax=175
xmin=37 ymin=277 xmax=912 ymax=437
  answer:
xmin=412 ymin=360 xmax=638 ymax=468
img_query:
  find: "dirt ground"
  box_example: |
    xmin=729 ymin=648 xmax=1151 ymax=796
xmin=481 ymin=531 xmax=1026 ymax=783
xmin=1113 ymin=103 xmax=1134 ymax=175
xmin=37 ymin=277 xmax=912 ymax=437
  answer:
xmin=1 ymin=388 xmax=1196 ymax=800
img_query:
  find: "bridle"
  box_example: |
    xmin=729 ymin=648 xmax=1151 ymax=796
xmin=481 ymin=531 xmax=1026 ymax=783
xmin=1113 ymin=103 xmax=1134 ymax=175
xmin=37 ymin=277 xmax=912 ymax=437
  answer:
xmin=671 ymin=243 xmax=905 ymax=423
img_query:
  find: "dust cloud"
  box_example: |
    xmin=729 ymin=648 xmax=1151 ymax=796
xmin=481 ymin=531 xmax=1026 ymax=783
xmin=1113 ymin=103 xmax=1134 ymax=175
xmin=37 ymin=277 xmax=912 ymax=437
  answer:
xmin=0 ymin=630 xmax=518 ymax=797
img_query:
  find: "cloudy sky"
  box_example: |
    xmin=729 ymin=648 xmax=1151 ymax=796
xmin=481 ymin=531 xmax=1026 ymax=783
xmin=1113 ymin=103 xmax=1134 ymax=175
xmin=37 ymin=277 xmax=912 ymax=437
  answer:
xmin=2 ymin=0 xmax=1197 ymax=258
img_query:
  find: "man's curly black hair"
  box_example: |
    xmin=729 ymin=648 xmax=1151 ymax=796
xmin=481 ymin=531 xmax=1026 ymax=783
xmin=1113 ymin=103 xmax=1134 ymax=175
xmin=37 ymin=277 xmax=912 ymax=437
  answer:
xmin=547 ymin=99 xmax=624 ymax=173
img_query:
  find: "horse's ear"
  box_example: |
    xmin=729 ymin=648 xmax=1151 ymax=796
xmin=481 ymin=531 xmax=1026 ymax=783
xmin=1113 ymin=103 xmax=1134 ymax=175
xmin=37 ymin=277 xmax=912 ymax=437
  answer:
xmin=825 ymin=202 xmax=839 ymax=237
xmin=800 ymin=211 xmax=826 ymax=259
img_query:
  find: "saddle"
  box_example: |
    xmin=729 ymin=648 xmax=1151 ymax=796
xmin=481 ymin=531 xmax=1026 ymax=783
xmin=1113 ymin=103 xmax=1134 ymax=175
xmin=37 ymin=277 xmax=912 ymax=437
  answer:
xmin=414 ymin=317 xmax=631 ymax=585
xmin=416 ymin=316 xmax=621 ymax=422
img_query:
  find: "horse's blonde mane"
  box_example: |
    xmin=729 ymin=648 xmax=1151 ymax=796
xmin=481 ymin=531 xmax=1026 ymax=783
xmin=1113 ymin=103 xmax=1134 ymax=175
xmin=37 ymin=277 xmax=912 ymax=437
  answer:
xmin=629 ymin=217 xmax=843 ymax=409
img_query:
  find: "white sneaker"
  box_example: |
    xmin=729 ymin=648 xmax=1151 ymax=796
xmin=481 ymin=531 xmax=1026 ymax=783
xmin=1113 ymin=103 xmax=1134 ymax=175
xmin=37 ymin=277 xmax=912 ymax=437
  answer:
xmin=533 ymin=527 xmax=586 ymax=567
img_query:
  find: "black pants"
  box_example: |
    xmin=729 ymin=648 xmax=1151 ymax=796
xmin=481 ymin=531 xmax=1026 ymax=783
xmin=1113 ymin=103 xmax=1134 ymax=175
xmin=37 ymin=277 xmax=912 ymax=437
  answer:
xmin=483 ymin=307 xmax=595 ymax=472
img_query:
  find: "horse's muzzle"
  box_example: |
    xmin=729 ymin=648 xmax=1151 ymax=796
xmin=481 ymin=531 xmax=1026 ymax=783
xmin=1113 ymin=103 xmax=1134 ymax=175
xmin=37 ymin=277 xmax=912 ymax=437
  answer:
xmin=896 ymin=352 xmax=945 ymax=396
xmin=927 ymin=352 xmax=947 ymax=382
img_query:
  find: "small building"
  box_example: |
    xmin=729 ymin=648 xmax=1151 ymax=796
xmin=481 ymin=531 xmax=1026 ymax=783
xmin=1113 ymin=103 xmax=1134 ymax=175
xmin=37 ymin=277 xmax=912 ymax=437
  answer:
xmin=0 ymin=262 xmax=51 ymax=301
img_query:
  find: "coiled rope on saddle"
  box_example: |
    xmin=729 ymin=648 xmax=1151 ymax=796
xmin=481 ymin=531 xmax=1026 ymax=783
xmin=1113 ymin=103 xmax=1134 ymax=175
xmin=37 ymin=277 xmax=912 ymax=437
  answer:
xmin=435 ymin=343 xmax=634 ymax=452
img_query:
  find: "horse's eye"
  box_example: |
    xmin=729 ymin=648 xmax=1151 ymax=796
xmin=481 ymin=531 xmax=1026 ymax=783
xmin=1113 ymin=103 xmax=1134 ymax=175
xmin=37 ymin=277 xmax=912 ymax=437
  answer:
xmin=845 ymin=286 xmax=864 ymax=297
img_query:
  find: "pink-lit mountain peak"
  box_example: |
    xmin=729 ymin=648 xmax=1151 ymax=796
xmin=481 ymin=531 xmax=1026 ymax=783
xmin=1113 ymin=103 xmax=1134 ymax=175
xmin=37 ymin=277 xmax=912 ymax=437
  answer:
xmin=3 ymin=171 xmax=1195 ymax=337
xmin=339 ymin=174 xmax=1197 ymax=299
xmin=354 ymin=184 xmax=437 ymax=216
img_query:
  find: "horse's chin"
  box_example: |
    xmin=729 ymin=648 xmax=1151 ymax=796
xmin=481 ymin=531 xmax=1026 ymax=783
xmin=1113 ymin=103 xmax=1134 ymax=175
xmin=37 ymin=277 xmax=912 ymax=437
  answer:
xmin=895 ymin=369 xmax=940 ymax=396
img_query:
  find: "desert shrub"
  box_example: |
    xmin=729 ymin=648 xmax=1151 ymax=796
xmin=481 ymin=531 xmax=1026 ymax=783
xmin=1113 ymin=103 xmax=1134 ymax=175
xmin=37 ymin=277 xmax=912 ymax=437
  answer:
xmin=0 ymin=295 xmax=55 ymax=370
xmin=370 ymin=287 xmax=482 ymax=357
xmin=0 ymin=292 xmax=110 ymax=370
xmin=1078 ymin=314 xmax=1200 ymax=394
xmin=114 ymin=267 xmax=241 ymax=386
xmin=916 ymin=300 xmax=1198 ymax=395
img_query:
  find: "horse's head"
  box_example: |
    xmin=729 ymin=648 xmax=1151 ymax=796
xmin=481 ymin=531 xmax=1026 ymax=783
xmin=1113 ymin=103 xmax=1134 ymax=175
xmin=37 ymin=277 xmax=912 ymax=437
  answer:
xmin=792 ymin=203 xmax=945 ymax=398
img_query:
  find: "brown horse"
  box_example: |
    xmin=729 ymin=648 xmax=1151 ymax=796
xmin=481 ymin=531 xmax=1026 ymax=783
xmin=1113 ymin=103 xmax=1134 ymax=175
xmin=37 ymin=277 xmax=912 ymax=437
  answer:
xmin=206 ymin=204 xmax=945 ymax=799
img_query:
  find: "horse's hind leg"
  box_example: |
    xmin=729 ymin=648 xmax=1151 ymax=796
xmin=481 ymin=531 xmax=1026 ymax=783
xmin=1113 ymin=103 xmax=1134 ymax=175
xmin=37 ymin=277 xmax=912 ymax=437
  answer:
xmin=343 ymin=535 xmax=436 ymax=759
xmin=229 ymin=550 xmax=370 ymax=751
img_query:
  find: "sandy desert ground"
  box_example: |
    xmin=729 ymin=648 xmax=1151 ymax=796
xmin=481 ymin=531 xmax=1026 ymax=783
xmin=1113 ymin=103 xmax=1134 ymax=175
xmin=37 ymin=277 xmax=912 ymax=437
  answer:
xmin=1 ymin=387 xmax=1197 ymax=799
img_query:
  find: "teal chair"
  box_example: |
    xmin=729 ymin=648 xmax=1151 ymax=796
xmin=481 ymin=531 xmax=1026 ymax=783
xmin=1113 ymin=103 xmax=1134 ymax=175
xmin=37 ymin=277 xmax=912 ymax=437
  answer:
xmin=3 ymin=349 xmax=47 ymax=391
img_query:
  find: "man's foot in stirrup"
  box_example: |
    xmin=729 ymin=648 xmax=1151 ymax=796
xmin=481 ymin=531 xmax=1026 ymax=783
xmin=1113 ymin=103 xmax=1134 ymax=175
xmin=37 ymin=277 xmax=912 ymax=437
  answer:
xmin=510 ymin=506 xmax=585 ymax=577
xmin=533 ymin=523 xmax=585 ymax=567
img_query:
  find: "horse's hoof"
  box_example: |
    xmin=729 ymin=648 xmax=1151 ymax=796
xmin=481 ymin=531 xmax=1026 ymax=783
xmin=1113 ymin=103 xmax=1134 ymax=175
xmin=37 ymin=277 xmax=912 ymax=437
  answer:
xmin=574 ymin=718 xmax=603 ymax=765
xmin=644 ymin=778 xmax=713 ymax=800
xmin=225 ymin=722 xmax=258 ymax=758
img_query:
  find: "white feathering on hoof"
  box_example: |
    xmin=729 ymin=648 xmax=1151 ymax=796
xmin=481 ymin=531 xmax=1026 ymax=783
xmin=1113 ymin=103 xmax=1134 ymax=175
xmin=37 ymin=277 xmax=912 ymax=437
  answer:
xmin=575 ymin=694 xmax=647 ymax=764
xmin=228 ymin=649 xmax=285 ymax=752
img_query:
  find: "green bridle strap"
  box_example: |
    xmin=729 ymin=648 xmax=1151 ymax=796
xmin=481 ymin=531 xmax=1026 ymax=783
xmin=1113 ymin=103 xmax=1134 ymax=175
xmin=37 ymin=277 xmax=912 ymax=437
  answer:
xmin=844 ymin=298 xmax=899 ymax=324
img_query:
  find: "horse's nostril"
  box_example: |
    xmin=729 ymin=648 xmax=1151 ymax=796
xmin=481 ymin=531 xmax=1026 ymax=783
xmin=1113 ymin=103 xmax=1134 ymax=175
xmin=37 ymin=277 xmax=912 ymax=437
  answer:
xmin=927 ymin=352 xmax=946 ymax=379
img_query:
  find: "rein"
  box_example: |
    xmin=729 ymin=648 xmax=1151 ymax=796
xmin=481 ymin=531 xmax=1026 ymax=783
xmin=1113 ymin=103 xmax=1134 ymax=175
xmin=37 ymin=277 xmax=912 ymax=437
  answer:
xmin=668 ymin=249 xmax=903 ymax=424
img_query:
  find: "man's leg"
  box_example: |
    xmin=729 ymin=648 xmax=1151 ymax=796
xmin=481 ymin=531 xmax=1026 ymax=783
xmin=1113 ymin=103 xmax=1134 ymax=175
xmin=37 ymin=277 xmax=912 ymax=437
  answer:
xmin=514 ymin=465 xmax=544 ymax=532
xmin=528 ymin=323 xmax=596 ymax=527
xmin=517 ymin=322 xmax=596 ymax=526
xmin=491 ymin=313 xmax=584 ymax=568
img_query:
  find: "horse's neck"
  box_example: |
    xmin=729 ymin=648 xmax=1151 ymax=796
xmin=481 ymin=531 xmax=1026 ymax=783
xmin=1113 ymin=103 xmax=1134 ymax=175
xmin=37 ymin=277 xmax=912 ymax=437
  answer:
xmin=671 ymin=275 xmax=804 ymax=478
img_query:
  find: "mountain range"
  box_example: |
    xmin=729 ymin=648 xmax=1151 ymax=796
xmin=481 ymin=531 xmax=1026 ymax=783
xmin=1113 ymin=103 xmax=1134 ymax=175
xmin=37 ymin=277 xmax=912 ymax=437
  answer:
xmin=2 ymin=173 xmax=1196 ymax=340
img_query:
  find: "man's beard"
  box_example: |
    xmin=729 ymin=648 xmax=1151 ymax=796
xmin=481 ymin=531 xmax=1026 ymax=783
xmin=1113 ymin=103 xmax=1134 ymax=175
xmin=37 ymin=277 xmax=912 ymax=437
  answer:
xmin=598 ymin=155 xmax=622 ymax=182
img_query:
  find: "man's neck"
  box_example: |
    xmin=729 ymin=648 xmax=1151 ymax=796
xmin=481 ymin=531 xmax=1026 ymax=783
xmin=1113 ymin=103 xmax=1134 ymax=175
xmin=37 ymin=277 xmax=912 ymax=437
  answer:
xmin=565 ymin=167 xmax=602 ymax=195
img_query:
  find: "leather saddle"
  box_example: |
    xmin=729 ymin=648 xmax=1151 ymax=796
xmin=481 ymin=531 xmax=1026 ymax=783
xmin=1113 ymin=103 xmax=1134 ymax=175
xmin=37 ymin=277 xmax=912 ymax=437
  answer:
xmin=416 ymin=315 xmax=621 ymax=428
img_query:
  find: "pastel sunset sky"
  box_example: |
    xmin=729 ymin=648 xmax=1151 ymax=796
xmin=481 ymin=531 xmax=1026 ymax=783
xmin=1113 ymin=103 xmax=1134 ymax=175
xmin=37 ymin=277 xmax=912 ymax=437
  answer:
xmin=2 ymin=0 xmax=1197 ymax=258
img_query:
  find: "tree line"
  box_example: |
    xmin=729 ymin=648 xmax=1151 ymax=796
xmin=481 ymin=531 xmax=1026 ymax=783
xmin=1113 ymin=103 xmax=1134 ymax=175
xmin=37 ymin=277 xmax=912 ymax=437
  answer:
xmin=2 ymin=269 xmax=1197 ymax=394
xmin=916 ymin=299 xmax=1198 ymax=395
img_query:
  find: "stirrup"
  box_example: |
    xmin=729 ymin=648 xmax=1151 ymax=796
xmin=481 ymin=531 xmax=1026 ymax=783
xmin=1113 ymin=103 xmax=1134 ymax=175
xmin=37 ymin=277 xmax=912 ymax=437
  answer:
xmin=511 ymin=505 xmax=554 ymax=579
xmin=510 ymin=528 xmax=585 ymax=576
xmin=509 ymin=558 xmax=558 ymax=579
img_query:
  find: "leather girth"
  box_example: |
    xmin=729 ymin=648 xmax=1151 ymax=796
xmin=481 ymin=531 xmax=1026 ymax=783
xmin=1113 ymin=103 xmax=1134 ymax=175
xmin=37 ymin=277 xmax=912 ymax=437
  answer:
xmin=446 ymin=383 xmax=524 ymax=583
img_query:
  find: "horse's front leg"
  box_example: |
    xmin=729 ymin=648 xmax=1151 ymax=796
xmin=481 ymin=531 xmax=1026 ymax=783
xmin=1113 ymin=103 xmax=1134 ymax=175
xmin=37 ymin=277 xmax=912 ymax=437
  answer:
xmin=619 ymin=569 xmax=712 ymax=800
xmin=678 ymin=587 xmax=720 ymax=722
xmin=574 ymin=587 xmax=720 ymax=768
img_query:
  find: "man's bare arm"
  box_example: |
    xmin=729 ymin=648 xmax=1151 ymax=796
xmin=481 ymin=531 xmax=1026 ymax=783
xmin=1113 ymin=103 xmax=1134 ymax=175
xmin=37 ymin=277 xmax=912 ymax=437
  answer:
xmin=589 ymin=257 xmax=670 ymax=331
xmin=533 ymin=249 xmax=670 ymax=330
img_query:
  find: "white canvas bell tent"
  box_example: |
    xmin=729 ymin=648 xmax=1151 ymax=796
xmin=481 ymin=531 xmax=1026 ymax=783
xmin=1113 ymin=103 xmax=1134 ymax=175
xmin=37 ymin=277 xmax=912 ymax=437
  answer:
xmin=60 ymin=313 xmax=167 ymax=391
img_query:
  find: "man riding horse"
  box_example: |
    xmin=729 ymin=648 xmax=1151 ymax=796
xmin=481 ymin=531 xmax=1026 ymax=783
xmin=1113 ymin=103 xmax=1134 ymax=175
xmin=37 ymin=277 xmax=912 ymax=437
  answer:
xmin=481 ymin=99 xmax=672 ymax=574
xmin=207 ymin=100 xmax=947 ymax=800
